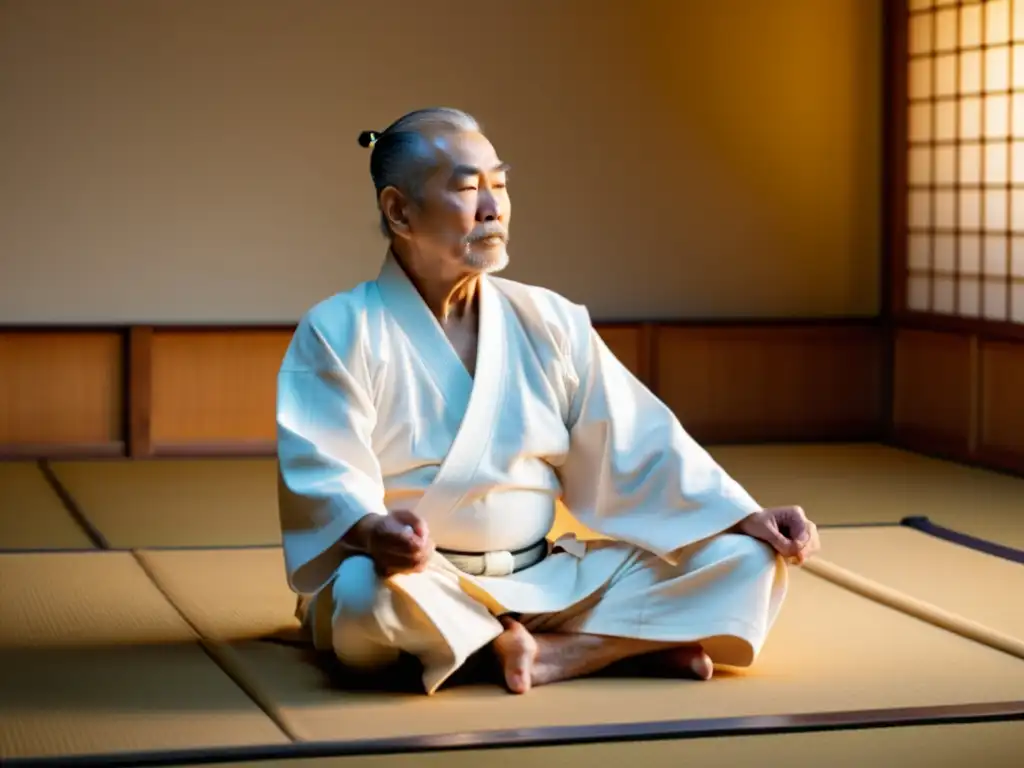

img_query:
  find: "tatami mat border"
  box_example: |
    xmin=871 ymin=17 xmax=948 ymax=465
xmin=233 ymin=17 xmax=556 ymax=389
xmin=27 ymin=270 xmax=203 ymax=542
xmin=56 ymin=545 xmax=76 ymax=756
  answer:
xmin=901 ymin=516 xmax=1024 ymax=565
xmin=5 ymin=701 xmax=1023 ymax=768
xmin=36 ymin=459 xmax=109 ymax=549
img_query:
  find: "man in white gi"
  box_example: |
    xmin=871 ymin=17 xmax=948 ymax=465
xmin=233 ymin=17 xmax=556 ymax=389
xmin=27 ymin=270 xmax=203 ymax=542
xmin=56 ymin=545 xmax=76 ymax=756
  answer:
xmin=276 ymin=107 xmax=820 ymax=696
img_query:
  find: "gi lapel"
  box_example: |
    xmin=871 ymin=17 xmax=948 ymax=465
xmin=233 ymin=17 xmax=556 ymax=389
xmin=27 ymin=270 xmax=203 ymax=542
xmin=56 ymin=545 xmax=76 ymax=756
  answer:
xmin=375 ymin=252 xmax=509 ymax=519
xmin=418 ymin=271 xmax=507 ymax=518
xmin=375 ymin=253 xmax=474 ymax=418
xmin=380 ymin=259 xmax=513 ymax=642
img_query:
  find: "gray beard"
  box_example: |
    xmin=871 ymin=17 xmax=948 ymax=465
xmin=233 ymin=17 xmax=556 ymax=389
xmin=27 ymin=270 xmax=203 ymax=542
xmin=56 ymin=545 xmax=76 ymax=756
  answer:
xmin=461 ymin=242 xmax=510 ymax=274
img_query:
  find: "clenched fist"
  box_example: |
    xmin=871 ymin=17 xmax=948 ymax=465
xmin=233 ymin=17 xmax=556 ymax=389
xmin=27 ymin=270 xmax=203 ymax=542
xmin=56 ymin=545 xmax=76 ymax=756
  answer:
xmin=348 ymin=509 xmax=434 ymax=577
xmin=736 ymin=505 xmax=820 ymax=565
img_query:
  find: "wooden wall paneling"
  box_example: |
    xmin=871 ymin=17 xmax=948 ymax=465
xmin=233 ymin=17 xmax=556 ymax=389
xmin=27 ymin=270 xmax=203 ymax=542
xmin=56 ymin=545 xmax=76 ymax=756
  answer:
xmin=891 ymin=328 xmax=975 ymax=460
xmin=654 ymin=323 xmax=884 ymax=443
xmin=594 ymin=323 xmax=653 ymax=385
xmin=0 ymin=319 xmax=915 ymax=459
xmin=148 ymin=328 xmax=293 ymax=456
xmin=0 ymin=330 xmax=125 ymax=457
xmin=977 ymin=339 xmax=1024 ymax=474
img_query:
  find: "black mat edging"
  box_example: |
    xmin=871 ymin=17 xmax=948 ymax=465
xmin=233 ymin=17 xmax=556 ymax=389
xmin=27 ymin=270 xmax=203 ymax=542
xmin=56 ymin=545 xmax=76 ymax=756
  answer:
xmin=36 ymin=460 xmax=110 ymax=550
xmin=901 ymin=516 xmax=1024 ymax=565
xmin=5 ymin=700 xmax=1023 ymax=768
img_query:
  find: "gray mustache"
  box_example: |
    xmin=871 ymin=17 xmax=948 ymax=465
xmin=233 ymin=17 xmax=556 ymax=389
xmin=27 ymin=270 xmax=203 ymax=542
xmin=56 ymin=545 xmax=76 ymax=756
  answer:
xmin=466 ymin=228 xmax=507 ymax=244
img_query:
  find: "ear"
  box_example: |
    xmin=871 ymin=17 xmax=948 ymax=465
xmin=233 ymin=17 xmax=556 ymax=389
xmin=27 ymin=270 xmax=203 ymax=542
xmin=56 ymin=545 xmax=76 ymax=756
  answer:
xmin=379 ymin=187 xmax=412 ymax=238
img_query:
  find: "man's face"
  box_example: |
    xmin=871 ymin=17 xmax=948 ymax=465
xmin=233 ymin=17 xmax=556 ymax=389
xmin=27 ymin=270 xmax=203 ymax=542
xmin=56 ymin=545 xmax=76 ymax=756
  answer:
xmin=404 ymin=130 xmax=511 ymax=275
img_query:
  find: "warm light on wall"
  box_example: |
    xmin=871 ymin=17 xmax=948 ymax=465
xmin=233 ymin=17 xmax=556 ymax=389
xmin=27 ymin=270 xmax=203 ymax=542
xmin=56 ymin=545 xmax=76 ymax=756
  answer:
xmin=906 ymin=0 xmax=1024 ymax=323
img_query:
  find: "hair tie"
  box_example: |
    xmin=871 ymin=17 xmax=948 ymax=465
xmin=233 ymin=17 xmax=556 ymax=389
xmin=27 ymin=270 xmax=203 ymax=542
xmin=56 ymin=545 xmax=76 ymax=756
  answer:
xmin=358 ymin=130 xmax=381 ymax=149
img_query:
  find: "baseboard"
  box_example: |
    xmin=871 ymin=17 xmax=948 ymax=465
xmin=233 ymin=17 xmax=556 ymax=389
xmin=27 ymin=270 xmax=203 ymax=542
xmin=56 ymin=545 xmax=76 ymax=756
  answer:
xmin=151 ymin=440 xmax=278 ymax=458
xmin=0 ymin=442 xmax=125 ymax=461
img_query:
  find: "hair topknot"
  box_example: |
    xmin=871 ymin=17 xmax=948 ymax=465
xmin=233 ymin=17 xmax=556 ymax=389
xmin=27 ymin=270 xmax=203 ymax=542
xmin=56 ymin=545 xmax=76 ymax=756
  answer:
xmin=360 ymin=107 xmax=480 ymax=237
xmin=357 ymin=130 xmax=380 ymax=148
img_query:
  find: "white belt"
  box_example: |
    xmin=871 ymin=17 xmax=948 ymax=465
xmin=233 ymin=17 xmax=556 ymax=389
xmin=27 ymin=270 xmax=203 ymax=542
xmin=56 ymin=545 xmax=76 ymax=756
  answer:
xmin=439 ymin=539 xmax=549 ymax=577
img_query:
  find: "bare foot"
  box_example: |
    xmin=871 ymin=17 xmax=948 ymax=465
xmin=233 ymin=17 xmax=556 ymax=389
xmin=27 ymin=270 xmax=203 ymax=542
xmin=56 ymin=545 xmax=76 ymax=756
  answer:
xmin=493 ymin=617 xmax=538 ymax=694
xmin=646 ymin=646 xmax=714 ymax=680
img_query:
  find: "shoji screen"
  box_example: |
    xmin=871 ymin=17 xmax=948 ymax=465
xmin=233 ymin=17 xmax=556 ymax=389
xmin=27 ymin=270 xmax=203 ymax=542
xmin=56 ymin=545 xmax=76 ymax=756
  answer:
xmin=904 ymin=0 xmax=1024 ymax=324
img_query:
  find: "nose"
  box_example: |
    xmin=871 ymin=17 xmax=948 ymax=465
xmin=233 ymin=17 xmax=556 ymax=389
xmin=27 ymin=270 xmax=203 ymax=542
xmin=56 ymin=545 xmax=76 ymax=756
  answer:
xmin=477 ymin=188 xmax=501 ymax=222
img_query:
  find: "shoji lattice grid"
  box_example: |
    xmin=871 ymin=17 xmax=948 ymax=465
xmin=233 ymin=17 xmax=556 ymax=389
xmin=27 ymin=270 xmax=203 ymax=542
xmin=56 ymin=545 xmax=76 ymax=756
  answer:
xmin=906 ymin=0 xmax=1024 ymax=323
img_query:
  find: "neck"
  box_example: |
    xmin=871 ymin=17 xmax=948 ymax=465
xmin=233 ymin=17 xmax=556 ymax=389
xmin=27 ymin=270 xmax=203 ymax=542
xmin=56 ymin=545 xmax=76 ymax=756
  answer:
xmin=391 ymin=244 xmax=481 ymax=322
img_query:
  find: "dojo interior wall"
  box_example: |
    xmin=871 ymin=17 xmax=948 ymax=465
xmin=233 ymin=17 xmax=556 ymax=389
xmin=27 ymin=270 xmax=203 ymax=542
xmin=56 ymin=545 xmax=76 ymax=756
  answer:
xmin=1 ymin=0 xmax=881 ymax=323
xmin=4 ymin=0 xmax=1021 ymax=476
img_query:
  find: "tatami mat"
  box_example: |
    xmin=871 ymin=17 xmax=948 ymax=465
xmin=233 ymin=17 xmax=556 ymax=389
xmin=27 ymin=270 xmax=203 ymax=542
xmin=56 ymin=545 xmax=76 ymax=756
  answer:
xmin=6 ymin=445 xmax=1022 ymax=766
xmin=138 ymin=547 xmax=300 ymax=643
xmin=212 ymin=721 xmax=1024 ymax=768
xmin=814 ymin=526 xmax=1024 ymax=647
xmin=48 ymin=458 xmax=282 ymax=548
xmin=0 ymin=462 xmax=94 ymax=550
xmin=710 ymin=443 xmax=1024 ymax=545
xmin=0 ymin=551 xmax=289 ymax=760
xmin=42 ymin=444 xmax=1024 ymax=551
xmin=138 ymin=545 xmax=1024 ymax=744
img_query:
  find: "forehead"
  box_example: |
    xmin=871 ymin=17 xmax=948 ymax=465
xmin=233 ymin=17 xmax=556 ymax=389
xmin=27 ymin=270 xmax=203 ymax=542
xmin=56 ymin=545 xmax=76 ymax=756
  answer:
xmin=429 ymin=130 xmax=503 ymax=175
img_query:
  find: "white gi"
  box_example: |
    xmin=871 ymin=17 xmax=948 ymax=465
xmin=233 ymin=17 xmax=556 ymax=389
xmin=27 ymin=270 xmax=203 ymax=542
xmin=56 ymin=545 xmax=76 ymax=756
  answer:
xmin=276 ymin=253 xmax=788 ymax=694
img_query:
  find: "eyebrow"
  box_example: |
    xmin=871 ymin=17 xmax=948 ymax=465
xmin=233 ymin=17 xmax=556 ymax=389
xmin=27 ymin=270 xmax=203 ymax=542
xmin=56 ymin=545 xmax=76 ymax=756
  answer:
xmin=451 ymin=161 xmax=511 ymax=177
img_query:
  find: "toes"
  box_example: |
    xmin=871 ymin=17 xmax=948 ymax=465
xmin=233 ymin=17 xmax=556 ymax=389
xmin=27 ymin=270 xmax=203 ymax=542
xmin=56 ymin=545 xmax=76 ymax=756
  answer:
xmin=652 ymin=646 xmax=714 ymax=680
xmin=506 ymin=663 xmax=531 ymax=694
xmin=504 ymin=641 xmax=535 ymax=693
xmin=493 ymin=621 xmax=537 ymax=694
xmin=689 ymin=652 xmax=714 ymax=681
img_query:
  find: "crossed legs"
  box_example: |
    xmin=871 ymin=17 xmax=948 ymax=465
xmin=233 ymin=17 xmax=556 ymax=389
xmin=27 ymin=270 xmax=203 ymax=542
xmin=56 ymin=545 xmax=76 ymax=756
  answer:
xmin=492 ymin=617 xmax=713 ymax=694
xmin=327 ymin=532 xmax=786 ymax=694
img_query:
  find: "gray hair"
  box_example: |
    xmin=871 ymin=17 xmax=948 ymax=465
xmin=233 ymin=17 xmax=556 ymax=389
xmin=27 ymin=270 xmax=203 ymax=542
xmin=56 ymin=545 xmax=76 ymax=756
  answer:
xmin=358 ymin=108 xmax=481 ymax=237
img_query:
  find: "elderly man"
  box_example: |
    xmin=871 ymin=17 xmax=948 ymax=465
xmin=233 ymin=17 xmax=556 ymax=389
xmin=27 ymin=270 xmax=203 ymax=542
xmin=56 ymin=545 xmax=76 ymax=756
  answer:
xmin=276 ymin=107 xmax=819 ymax=696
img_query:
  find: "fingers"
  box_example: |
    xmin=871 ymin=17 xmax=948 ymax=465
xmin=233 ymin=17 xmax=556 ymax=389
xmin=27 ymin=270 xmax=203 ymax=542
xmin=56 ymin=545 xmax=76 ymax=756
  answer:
xmin=777 ymin=505 xmax=808 ymax=537
xmin=740 ymin=509 xmax=800 ymax=558
xmin=763 ymin=528 xmax=800 ymax=558
xmin=376 ymin=539 xmax=432 ymax=575
xmin=801 ymin=522 xmax=821 ymax=560
xmin=789 ymin=522 xmax=821 ymax=565
xmin=371 ymin=510 xmax=434 ymax=576
xmin=383 ymin=528 xmax=432 ymax=558
xmin=379 ymin=550 xmax=431 ymax=576
xmin=763 ymin=506 xmax=820 ymax=565
xmin=382 ymin=512 xmax=430 ymax=550
xmin=390 ymin=509 xmax=430 ymax=540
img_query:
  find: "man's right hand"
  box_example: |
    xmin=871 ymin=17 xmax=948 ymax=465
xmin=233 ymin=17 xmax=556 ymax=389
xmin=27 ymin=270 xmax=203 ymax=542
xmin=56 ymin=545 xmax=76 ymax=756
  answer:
xmin=349 ymin=510 xmax=434 ymax=577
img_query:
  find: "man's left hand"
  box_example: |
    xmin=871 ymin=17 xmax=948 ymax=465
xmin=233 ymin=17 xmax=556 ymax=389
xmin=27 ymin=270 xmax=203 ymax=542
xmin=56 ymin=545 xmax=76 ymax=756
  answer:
xmin=736 ymin=506 xmax=820 ymax=565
